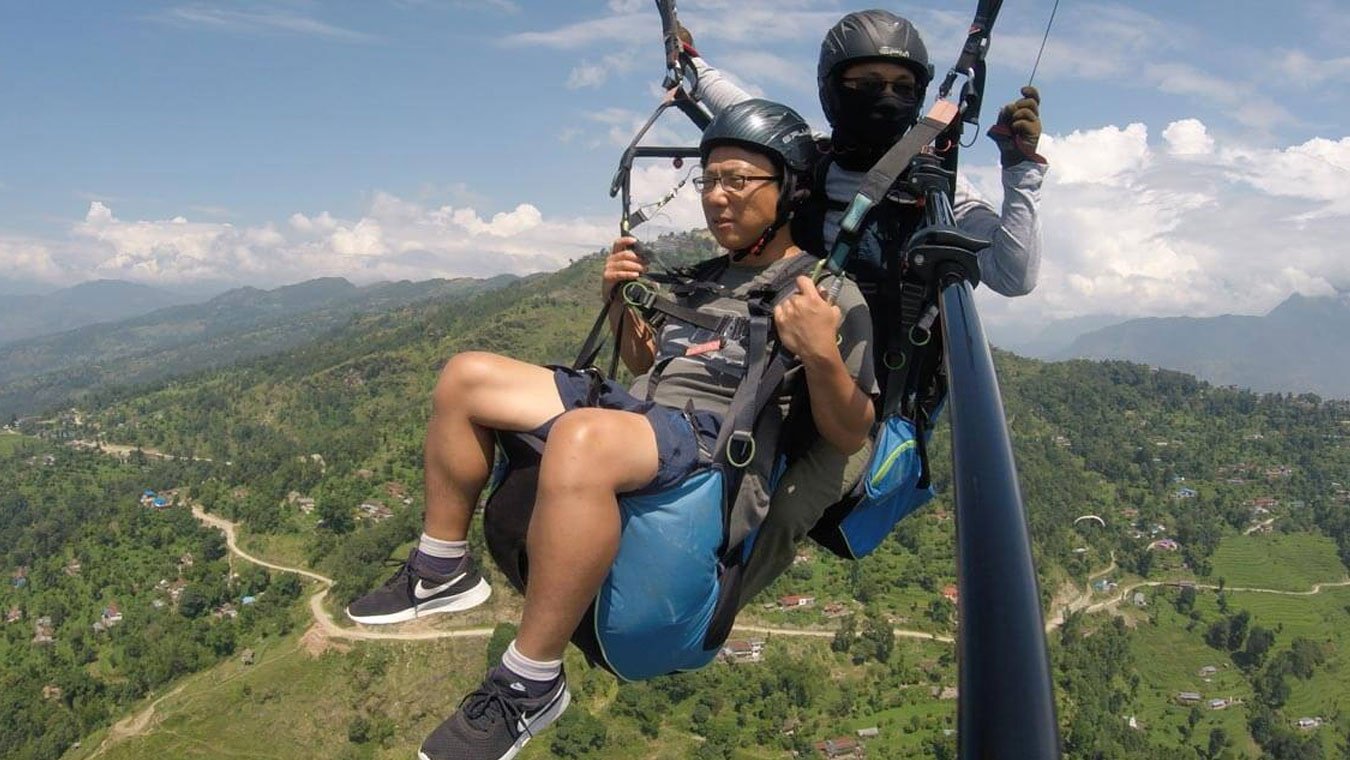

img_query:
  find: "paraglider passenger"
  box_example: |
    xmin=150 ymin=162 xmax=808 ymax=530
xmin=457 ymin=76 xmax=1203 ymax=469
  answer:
xmin=346 ymin=99 xmax=876 ymax=760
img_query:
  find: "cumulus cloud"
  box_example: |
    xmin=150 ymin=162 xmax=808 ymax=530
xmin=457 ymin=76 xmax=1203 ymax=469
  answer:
xmin=982 ymin=119 xmax=1350 ymax=327
xmin=1039 ymin=123 xmax=1150 ymax=186
xmin=7 ymin=194 xmax=614 ymax=287
xmin=1162 ymin=119 xmax=1214 ymax=156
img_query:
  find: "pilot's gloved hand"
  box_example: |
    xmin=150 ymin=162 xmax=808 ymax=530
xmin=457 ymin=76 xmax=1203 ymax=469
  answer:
xmin=987 ymin=86 xmax=1046 ymax=167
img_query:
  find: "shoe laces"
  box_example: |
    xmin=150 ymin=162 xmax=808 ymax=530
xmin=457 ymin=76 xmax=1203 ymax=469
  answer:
xmin=459 ymin=674 xmax=531 ymax=737
xmin=379 ymin=551 xmax=417 ymax=588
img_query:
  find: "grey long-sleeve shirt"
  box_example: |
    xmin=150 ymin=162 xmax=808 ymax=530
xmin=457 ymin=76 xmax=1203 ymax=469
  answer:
xmin=688 ymin=57 xmax=1043 ymax=297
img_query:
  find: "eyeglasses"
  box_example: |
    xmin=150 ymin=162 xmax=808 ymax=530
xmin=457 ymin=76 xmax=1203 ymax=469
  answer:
xmin=692 ymin=174 xmax=780 ymax=193
xmin=839 ymin=77 xmax=916 ymax=97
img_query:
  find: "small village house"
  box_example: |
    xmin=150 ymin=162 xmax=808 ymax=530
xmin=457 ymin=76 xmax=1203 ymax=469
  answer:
xmin=1175 ymin=692 xmax=1202 ymax=705
xmin=815 ymin=736 xmax=864 ymax=758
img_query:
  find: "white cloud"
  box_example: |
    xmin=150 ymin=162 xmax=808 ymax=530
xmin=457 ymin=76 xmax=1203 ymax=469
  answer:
xmin=448 ymin=0 xmax=520 ymax=12
xmin=4 ymin=193 xmax=616 ymax=287
xmin=1162 ymin=119 xmax=1214 ymax=156
xmin=504 ymin=14 xmax=642 ymax=50
xmin=0 ymin=237 xmax=64 ymax=283
xmin=1039 ymin=123 xmax=1150 ymax=186
xmin=718 ymin=50 xmax=813 ymax=93
xmin=985 ymin=120 xmax=1350 ymax=326
xmin=583 ymin=105 xmax=701 ymax=150
xmin=1229 ymin=137 xmax=1350 ymax=209
xmin=567 ymin=61 xmax=609 ymax=90
xmin=159 ymin=5 xmax=377 ymax=42
xmin=624 ymin=163 xmax=705 ymax=234
xmin=1274 ymin=49 xmax=1350 ymax=88
xmin=565 ymin=50 xmax=638 ymax=90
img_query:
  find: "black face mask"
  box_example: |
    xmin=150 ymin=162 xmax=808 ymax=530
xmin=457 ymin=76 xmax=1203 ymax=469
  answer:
xmin=832 ymin=87 xmax=919 ymax=150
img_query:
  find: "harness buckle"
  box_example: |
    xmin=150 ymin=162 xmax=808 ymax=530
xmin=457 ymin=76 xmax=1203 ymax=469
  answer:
xmin=726 ymin=431 xmax=756 ymax=468
xmin=909 ymin=323 xmax=932 ymax=347
xmin=621 ymin=280 xmax=657 ymax=310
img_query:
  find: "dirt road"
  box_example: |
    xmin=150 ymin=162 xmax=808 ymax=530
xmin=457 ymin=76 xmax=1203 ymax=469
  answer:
xmin=192 ymin=505 xmax=494 ymax=642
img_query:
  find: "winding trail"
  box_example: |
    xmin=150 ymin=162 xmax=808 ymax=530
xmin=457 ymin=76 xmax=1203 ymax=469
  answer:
xmin=1044 ymin=546 xmax=1350 ymax=628
xmin=86 ymin=683 xmax=187 ymax=759
xmin=191 ymin=504 xmax=951 ymax=644
xmin=1245 ymin=517 xmax=1277 ymax=535
xmin=69 ymin=439 xmax=214 ymax=463
xmin=1043 ymin=552 xmax=1118 ymax=633
xmin=1080 ymin=577 xmax=1350 ymax=617
xmin=736 ymin=624 xmax=955 ymax=644
xmin=192 ymin=504 xmax=494 ymax=642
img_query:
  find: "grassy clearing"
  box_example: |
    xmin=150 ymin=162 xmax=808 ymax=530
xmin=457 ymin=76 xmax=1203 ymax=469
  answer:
xmin=1209 ymin=533 xmax=1346 ymax=591
xmin=236 ymin=529 xmax=314 ymax=571
xmin=1125 ymin=603 xmax=1256 ymax=755
xmin=1112 ymin=581 xmax=1350 ymax=757
xmin=1234 ymin=586 xmax=1350 ymax=726
xmin=0 ymin=432 xmax=34 ymax=454
xmin=67 ymin=622 xmax=961 ymax=760
xmin=75 ymin=632 xmax=498 ymax=760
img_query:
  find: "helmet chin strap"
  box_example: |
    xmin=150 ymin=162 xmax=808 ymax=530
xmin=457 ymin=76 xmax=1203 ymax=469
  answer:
xmin=732 ymin=173 xmax=802 ymax=261
xmin=731 ymin=219 xmax=785 ymax=262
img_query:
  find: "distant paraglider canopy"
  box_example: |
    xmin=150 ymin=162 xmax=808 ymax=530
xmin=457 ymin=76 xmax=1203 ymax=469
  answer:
xmin=1073 ymin=515 xmax=1106 ymax=528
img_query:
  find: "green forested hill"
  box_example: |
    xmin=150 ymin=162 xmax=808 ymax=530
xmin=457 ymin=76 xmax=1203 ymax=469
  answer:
xmin=5 ymin=236 xmax=1349 ymax=759
xmin=0 ymin=275 xmax=515 ymax=419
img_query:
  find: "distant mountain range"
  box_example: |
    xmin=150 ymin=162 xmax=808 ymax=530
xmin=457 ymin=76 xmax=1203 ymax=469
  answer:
xmin=0 ymin=275 xmax=515 ymax=417
xmin=1031 ymin=292 xmax=1350 ymax=400
xmin=0 ymin=279 xmax=204 ymax=344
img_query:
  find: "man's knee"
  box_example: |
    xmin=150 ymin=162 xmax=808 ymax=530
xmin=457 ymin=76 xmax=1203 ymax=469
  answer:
xmin=546 ymin=408 xmax=608 ymax=447
xmin=433 ymin=351 xmax=501 ymax=411
xmin=541 ymin=410 xmax=654 ymax=492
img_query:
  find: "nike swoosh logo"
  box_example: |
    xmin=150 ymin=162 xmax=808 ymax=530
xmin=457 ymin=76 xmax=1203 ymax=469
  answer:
xmin=516 ymin=685 xmax=565 ymax=734
xmin=414 ymin=572 xmax=466 ymax=600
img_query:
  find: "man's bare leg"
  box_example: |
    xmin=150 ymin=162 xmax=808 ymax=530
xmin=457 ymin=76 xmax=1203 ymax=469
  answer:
xmin=346 ymin=351 xmax=566 ymax=626
xmin=513 ymin=407 xmax=660 ymax=661
xmin=421 ymin=351 xmax=566 ymax=541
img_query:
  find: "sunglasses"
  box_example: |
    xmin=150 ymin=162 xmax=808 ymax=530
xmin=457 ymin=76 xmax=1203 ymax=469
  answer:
xmin=839 ymin=77 xmax=916 ymax=98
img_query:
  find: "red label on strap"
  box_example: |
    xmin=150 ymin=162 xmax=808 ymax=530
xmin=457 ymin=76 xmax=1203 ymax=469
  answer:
xmin=685 ymin=339 xmax=723 ymax=356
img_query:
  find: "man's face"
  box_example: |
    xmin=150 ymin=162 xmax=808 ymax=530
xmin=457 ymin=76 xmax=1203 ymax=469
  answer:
xmin=700 ymin=145 xmax=781 ymax=251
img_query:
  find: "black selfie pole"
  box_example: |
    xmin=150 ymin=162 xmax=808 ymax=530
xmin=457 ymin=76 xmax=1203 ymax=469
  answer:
xmin=903 ymin=157 xmax=1061 ymax=759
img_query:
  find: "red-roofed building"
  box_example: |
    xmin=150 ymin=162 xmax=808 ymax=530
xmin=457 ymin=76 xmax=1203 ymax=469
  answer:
xmin=815 ymin=737 xmax=864 ymax=758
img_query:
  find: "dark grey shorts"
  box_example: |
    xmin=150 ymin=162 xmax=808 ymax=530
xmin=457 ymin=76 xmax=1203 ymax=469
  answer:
xmin=534 ymin=367 xmax=721 ymax=495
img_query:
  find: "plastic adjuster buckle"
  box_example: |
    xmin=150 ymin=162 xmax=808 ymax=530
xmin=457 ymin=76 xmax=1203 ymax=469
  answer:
xmin=726 ymin=431 xmax=756 ymax=468
xmin=621 ymin=280 xmax=657 ymax=310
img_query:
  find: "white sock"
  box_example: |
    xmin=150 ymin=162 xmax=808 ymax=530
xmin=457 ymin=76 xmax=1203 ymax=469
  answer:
xmin=501 ymin=640 xmax=562 ymax=683
xmin=418 ymin=533 xmax=466 ymax=559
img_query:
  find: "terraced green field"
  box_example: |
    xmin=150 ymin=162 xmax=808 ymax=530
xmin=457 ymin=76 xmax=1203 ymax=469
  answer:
xmin=0 ymin=432 xmax=33 ymax=454
xmin=1209 ymin=533 xmax=1346 ymax=591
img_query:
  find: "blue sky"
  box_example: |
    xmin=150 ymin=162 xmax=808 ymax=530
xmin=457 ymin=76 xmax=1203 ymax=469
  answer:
xmin=2 ymin=1 xmax=1348 ymax=326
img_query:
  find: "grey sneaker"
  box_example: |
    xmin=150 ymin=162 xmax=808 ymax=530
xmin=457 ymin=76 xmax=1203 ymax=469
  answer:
xmin=418 ymin=667 xmax=570 ymax=760
xmin=345 ymin=551 xmax=490 ymax=625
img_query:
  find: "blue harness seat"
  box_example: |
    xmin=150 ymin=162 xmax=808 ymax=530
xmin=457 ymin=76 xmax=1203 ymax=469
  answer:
xmin=484 ymin=431 xmax=732 ymax=681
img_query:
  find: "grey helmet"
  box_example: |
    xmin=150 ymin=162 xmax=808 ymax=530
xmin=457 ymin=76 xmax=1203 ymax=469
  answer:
xmin=699 ymin=99 xmax=818 ymax=256
xmin=817 ymin=9 xmax=933 ymax=126
xmin=699 ymin=98 xmax=816 ymax=179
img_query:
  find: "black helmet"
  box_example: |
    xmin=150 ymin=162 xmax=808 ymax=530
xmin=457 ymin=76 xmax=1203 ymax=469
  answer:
xmin=699 ymin=98 xmax=815 ymax=178
xmin=699 ymin=99 xmax=817 ymax=258
xmin=817 ymin=10 xmax=933 ymax=126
